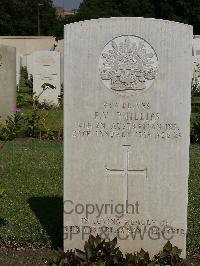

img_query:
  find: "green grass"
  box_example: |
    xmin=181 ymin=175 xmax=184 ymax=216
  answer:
xmin=22 ymin=108 xmax=63 ymax=131
xmin=192 ymin=97 xmax=200 ymax=103
xmin=17 ymin=92 xmax=33 ymax=106
xmin=191 ymin=96 xmax=200 ymax=114
xmin=187 ymin=145 xmax=200 ymax=249
xmin=0 ymin=142 xmax=199 ymax=250
xmin=17 ymin=67 xmax=63 ymax=133
xmin=38 ymin=109 xmax=63 ymax=131
xmin=0 ymin=141 xmax=63 ymax=248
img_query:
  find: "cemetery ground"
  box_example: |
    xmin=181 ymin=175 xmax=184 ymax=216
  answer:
xmin=0 ymin=98 xmax=198 ymax=264
xmin=0 ymin=142 xmax=199 ymax=265
xmin=16 ymin=68 xmax=63 ymax=140
xmin=0 ymin=68 xmax=199 ymax=264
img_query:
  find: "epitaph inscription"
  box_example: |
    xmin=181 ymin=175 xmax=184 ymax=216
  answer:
xmin=72 ymin=101 xmax=182 ymax=140
xmin=99 ymin=36 xmax=158 ymax=93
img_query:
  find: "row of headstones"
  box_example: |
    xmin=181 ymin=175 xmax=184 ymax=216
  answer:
xmin=13 ymin=36 xmax=200 ymax=105
xmin=16 ymin=51 xmax=63 ymax=105
xmin=0 ymin=48 xmax=63 ymax=122
xmin=1 ymin=35 xmax=199 ymax=123
xmin=0 ymin=17 xmax=196 ymax=258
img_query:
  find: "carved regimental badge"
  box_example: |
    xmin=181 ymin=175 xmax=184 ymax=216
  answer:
xmin=99 ymin=36 xmax=158 ymax=93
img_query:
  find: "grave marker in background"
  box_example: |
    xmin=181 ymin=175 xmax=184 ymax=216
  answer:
xmin=16 ymin=54 xmax=21 ymax=87
xmin=0 ymin=45 xmax=16 ymax=123
xmin=27 ymin=54 xmax=33 ymax=79
xmin=32 ymin=51 xmax=61 ymax=105
xmin=193 ymin=36 xmax=200 ymax=84
xmin=60 ymin=53 xmax=64 ymax=85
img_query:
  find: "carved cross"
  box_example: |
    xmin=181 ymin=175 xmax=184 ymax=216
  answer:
xmin=105 ymin=145 xmax=147 ymax=208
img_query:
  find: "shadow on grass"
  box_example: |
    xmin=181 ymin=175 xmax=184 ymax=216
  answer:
xmin=28 ymin=197 xmax=63 ymax=249
xmin=0 ymin=218 xmax=7 ymax=227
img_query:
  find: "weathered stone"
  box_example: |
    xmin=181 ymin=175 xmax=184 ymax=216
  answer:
xmin=0 ymin=45 xmax=16 ymax=123
xmin=32 ymin=51 xmax=61 ymax=105
xmin=0 ymin=36 xmax=56 ymax=54
xmin=64 ymin=18 xmax=192 ymax=257
xmin=16 ymin=54 xmax=21 ymax=87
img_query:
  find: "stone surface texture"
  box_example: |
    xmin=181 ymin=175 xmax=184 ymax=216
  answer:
xmin=16 ymin=54 xmax=21 ymax=87
xmin=0 ymin=45 xmax=16 ymax=122
xmin=64 ymin=17 xmax=192 ymax=257
xmin=32 ymin=51 xmax=61 ymax=105
xmin=0 ymin=36 xmax=56 ymax=55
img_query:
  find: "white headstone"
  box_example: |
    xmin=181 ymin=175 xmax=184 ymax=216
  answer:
xmin=27 ymin=54 xmax=33 ymax=79
xmin=193 ymin=36 xmax=200 ymax=83
xmin=16 ymin=54 xmax=21 ymax=87
xmin=64 ymin=18 xmax=192 ymax=257
xmin=32 ymin=51 xmax=61 ymax=105
xmin=0 ymin=45 xmax=16 ymax=122
xmin=56 ymin=39 xmax=64 ymax=53
xmin=60 ymin=53 xmax=64 ymax=85
xmin=193 ymin=36 xmax=200 ymax=58
xmin=21 ymin=54 xmax=27 ymax=67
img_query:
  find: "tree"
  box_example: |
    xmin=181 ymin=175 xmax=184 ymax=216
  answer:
xmin=0 ymin=0 xmax=199 ymax=37
xmin=0 ymin=0 xmax=58 ymax=36
xmin=75 ymin=0 xmax=200 ymax=34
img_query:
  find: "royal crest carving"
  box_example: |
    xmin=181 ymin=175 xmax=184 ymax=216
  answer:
xmin=99 ymin=36 xmax=158 ymax=93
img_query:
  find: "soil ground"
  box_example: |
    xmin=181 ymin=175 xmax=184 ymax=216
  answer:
xmin=0 ymin=247 xmax=55 ymax=266
xmin=0 ymin=247 xmax=199 ymax=266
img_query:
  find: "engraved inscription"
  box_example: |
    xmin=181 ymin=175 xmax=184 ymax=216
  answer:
xmin=99 ymin=36 xmax=158 ymax=93
xmin=65 ymin=218 xmax=186 ymax=241
xmin=196 ymin=50 xmax=200 ymax=56
xmin=72 ymin=102 xmax=182 ymax=140
xmin=106 ymin=145 xmax=147 ymax=207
